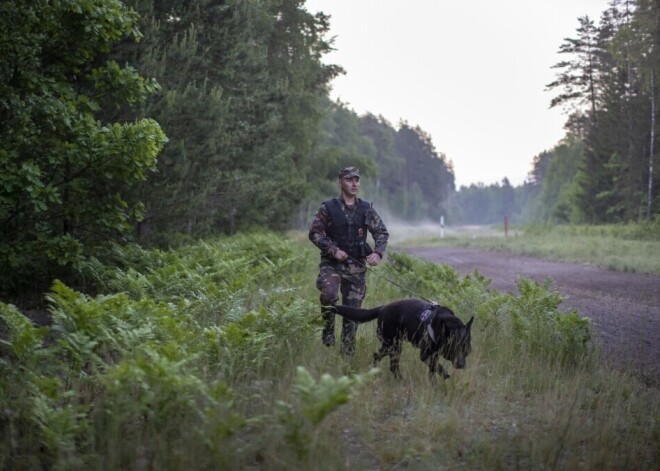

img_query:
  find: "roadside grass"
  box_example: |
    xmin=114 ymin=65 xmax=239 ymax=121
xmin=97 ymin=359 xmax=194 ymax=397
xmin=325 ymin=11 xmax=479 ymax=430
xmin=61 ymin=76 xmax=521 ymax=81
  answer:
xmin=393 ymin=222 xmax=660 ymax=275
xmin=1 ymin=232 xmax=658 ymax=469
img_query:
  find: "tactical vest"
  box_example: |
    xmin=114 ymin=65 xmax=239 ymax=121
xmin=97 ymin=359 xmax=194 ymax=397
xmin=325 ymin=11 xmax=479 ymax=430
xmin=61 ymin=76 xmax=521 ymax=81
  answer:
xmin=324 ymin=198 xmax=371 ymax=260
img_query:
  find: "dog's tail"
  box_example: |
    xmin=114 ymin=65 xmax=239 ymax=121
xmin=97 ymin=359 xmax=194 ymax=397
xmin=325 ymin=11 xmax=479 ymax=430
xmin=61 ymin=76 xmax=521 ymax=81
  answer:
xmin=330 ymin=304 xmax=381 ymax=323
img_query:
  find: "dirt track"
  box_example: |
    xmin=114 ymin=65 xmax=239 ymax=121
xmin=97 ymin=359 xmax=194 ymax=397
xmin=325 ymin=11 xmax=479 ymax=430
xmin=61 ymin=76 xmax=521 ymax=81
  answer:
xmin=403 ymin=246 xmax=660 ymax=385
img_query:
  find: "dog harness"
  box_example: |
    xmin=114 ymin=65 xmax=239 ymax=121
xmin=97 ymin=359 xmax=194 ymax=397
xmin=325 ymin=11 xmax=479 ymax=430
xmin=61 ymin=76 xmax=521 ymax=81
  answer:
xmin=420 ymin=304 xmax=437 ymax=343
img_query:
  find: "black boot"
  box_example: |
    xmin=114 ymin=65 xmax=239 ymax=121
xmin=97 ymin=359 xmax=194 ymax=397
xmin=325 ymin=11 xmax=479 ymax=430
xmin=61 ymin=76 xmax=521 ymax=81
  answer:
xmin=321 ymin=305 xmax=335 ymax=346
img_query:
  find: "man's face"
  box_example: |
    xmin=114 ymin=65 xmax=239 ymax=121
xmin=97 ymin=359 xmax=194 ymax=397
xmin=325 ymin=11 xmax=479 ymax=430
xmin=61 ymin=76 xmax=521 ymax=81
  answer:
xmin=338 ymin=176 xmax=360 ymax=197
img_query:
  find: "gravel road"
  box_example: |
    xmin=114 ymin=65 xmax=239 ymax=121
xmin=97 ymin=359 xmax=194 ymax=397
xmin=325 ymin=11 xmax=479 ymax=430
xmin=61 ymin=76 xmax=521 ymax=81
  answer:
xmin=403 ymin=246 xmax=660 ymax=385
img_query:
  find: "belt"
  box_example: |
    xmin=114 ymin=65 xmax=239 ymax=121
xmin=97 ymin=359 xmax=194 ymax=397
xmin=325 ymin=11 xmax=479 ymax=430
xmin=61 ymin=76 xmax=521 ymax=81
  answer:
xmin=343 ymin=259 xmax=368 ymax=271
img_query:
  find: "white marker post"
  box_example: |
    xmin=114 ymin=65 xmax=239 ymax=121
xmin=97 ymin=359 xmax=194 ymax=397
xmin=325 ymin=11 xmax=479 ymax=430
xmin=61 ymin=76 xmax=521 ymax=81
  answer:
xmin=440 ymin=215 xmax=445 ymax=239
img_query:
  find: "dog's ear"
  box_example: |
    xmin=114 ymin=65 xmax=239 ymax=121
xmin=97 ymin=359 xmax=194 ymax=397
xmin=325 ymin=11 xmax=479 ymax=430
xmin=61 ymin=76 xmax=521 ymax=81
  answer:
xmin=465 ymin=316 xmax=474 ymax=331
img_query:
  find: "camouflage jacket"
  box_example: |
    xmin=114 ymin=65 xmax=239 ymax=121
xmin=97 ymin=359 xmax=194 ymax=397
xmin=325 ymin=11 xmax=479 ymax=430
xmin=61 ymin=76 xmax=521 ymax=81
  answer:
xmin=308 ymin=196 xmax=389 ymax=262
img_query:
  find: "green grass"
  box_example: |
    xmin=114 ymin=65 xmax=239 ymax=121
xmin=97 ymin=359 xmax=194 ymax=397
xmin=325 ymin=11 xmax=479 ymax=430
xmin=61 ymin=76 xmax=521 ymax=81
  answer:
xmin=1 ymin=231 xmax=658 ymax=470
xmin=394 ymin=222 xmax=660 ymax=275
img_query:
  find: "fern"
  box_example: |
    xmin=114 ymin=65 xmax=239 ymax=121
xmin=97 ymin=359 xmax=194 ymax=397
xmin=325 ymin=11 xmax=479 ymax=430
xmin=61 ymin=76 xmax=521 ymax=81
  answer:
xmin=275 ymin=367 xmax=377 ymax=458
xmin=508 ymin=277 xmax=591 ymax=364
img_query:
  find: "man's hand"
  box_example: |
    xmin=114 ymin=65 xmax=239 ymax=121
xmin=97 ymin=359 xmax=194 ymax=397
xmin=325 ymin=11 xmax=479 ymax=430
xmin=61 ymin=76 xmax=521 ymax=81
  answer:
xmin=334 ymin=249 xmax=349 ymax=262
xmin=366 ymin=252 xmax=382 ymax=266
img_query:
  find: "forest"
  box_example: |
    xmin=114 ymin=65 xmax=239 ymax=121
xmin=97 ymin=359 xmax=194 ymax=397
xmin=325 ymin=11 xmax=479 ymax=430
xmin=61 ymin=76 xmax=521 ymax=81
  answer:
xmin=1 ymin=0 xmax=659 ymax=298
xmin=1 ymin=2 xmax=659 ymax=469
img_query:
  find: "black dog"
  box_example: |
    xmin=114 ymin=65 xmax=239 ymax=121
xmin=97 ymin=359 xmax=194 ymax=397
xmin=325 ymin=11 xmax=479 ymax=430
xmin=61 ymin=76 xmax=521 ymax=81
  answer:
xmin=331 ymin=299 xmax=474 ymax=379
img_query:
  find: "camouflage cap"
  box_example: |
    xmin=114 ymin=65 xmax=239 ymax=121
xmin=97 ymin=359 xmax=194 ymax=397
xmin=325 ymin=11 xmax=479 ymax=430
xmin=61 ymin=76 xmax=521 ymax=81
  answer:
xmin=338 ymin=166 xmax=360 ymax=179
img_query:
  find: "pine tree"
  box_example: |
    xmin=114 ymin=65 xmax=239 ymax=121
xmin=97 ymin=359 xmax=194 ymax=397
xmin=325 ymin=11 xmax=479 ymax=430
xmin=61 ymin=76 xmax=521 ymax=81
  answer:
xmin=359 ymin=113 xmax=403 ymax=210
xmin=629 ymin=0 xmax=660 ymax=219
xmin=109 ymin=0 xmax=340 ymax=238
xmin=394 ymin=123 xmax=454 ymax=222
xmin=546 ymin=14 xmax=612 ymax=222
xmin=547 ymin=15 xmax=604 ymax=120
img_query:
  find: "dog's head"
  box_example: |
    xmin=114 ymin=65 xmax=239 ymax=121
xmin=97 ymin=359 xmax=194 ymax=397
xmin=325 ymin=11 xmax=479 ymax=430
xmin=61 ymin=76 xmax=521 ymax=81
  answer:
xmin=437 ymin=313 xmax=474 ymax=369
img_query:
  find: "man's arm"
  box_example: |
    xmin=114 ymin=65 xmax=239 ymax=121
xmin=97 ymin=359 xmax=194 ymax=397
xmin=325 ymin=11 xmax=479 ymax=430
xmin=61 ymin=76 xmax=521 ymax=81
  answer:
xmin=366 ymin=206 xmax=389 ymax=265
xmin=309 ymin=203 xmax=340 ymax=258
xmin=368 ymin=206 xmax=389 ymax=257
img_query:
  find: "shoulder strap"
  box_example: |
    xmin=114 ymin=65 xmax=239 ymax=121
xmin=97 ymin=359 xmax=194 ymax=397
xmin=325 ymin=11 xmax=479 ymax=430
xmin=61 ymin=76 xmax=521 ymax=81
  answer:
xmin=324 ymin=198 xmax=371 ymax=227
xmin=324 ymin=198 xmax=345 ymax=226
xmin=355 ymin=199 xmax=371 ymax=225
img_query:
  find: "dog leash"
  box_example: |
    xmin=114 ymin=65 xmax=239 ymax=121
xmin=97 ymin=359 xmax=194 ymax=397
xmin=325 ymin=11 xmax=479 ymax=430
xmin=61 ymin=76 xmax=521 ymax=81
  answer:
xmin=347 ymin=256 xmax=436 ymax=305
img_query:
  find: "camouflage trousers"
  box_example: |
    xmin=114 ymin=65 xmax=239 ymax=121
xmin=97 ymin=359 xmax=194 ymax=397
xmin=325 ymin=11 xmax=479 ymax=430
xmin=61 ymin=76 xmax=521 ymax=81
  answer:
xmin=315 ymin=261 xmax=367 ymax=356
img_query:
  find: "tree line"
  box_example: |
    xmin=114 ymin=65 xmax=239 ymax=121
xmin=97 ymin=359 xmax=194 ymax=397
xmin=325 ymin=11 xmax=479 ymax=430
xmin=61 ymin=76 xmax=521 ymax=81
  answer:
xmin=300 ymin=102 xmax=455 ymax=225
xmin=1 ymin=0 xmax=658 ymax=303
xmin=534 ymin=0 xmax=659 ymax=224
xmin=443 ymin=0 xmax=659 ymax=226
xmin=1 ymin=0 xmax=339 ymax=300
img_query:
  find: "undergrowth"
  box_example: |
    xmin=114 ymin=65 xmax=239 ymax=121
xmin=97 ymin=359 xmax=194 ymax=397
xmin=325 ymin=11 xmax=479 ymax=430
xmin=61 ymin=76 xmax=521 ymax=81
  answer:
xmin=1 ymin=232 xmax=657 ymax=470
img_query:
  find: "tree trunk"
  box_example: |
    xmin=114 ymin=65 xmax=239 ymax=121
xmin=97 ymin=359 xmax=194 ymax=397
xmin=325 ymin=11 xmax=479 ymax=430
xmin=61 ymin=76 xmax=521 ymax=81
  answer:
xmin=648 ymin=69 xmax=655 ymax=219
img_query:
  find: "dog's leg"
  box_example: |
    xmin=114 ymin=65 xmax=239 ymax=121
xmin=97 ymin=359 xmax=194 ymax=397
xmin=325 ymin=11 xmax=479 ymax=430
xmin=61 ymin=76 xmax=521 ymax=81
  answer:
xmin=426 ymin=354 xmax=437 ymax=379
xmin=373 ymin=343 xmax=387 ymax=366
xmin=374 ymin=341 xmax=403 ymax=379
xmin=420 ymin=345 xmax=440 ymax=379
xmin=436 ymin=363 xmax=450 ymax=379
xmin=373 ymin=339 xmax=396 ymax=367
xmin=424 ymin=354 xmax=449 ymax=379
xmin=389 ymin=340 xmax=403 ymax=379
xmin=420 ymin=345 xmax=434 ymax=376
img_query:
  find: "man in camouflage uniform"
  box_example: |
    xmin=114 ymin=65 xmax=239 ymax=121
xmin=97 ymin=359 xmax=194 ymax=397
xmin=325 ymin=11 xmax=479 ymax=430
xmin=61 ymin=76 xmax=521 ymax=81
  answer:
xmin=308 ymin=166 xmax=389 ymax=356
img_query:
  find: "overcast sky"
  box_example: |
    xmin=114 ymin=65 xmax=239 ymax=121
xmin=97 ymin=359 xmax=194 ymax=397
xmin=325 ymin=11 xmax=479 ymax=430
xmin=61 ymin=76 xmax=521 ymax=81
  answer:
xmin=304 ymin=0 xmax=611 ymax=187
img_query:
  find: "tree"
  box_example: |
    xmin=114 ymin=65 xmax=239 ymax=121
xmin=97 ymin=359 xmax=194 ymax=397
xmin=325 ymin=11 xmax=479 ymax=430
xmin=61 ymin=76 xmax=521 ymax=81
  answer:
xmin=302 ymin=99 xmax=378 ymax=223
xmin=305 ymin=102 xmax=457 ymax=223
xmin=0 ymin=0 xmax=167 ymax=300
xmin=394 ymin=123 xmax=455 ymax=222
xmin=526 ymin=137 xmax=584 ymax=223
xmin=627 ymin=0 xmax=660 ymax=219
xmin=547 ymin=15 xmax=604 ymax=120
xmin=545 ymin=2 xmax=660 ymax=223
xmin=109 ymin=0 xmax=340 ymax=238
xmin=574 ymin=0 xmax=659 ymax=222
xmin=360 ymin=113 xmax=402 ymax=209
